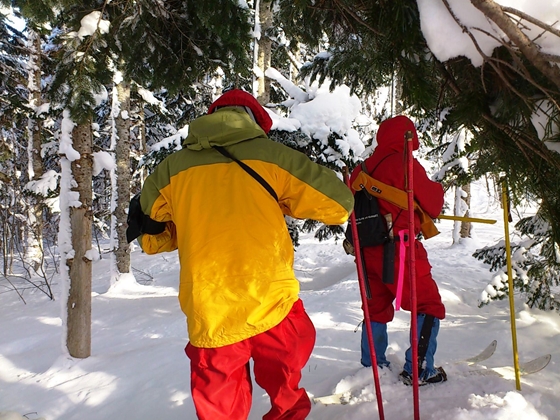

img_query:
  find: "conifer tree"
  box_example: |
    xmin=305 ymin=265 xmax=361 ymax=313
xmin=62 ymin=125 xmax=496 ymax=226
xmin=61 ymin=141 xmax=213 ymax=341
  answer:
xmin=277 ymin=0 xmax=560 ymax=311
xmin=11 ymin=0 xmax=263 ymax=357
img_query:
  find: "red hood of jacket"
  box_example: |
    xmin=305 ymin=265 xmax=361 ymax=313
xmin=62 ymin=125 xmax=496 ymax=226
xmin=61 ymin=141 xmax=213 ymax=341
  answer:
xmin=208 ymin=89 xmax=273 ymax=134
xmin=375 ymin=115 xmax=419 ymax=154
xmin=349 ymin=114 xmax=444 ymax=232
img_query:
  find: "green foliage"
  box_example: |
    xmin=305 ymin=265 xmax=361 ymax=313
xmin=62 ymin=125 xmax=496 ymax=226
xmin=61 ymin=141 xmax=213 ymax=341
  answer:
xmin=474 ymin=213 xmax=560 ymax=312
xmin=301 ymin=219 xmax=345 ymax=242
xmin=279 ymin=0 xmax=436 ymax=103
xmin=18 ymin=0 xmax=254 ymax=122
xmin=269 ymin=128 xmax=356 ymax=171
xmin=276 ymin=1 xmax=560 ymax=295
xmin=107 ymin=0 xmax=253 ymax=93
xmin=23 ymin=2 xmax=114 ymax=123
xmin=0 ymin=9 xmax=28 ymax=126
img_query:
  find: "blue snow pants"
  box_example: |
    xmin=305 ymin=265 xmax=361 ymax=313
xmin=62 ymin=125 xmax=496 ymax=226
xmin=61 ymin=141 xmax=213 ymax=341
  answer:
xmin=361 ymin=314 xmax=440 ymax=379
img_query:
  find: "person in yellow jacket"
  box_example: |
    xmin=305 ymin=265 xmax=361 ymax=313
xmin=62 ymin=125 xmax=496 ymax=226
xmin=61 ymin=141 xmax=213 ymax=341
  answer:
xmin=130 ymin=89 xmax=354 ymax=420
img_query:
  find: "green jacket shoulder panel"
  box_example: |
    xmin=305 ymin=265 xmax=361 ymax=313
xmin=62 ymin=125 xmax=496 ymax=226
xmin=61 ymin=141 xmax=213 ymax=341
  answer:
xmin=140 ymin=109 xmax=353 ymax=217
xmin=229 ymin=138 xmax=353 ymax=213
xmin=183 ymin=108 xmax=266 ymax=150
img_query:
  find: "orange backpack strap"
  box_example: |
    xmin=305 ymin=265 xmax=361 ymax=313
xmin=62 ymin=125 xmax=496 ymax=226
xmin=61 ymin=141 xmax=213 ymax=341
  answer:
xmin=352 ymin=171 xmax=440 ymax=239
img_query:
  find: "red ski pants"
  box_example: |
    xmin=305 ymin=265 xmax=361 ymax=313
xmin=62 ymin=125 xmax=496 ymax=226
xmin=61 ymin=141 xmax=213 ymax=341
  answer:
xmin=185 ymin=299 xmax=316 ymax=420
xmin=363 ymin=241 xmax=445 ymax=323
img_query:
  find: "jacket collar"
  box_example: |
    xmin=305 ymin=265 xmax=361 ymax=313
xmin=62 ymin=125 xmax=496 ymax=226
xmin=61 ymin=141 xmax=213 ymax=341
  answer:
xmin=184 ymin=108 xmax=267 ymax=151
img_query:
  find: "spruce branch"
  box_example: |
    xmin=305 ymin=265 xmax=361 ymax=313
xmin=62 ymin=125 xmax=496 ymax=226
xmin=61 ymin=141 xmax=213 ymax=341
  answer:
xmin=439 ymin=0 xmax=560 ymax=168
xmin=501 ymin=6 xmax=560 ymax=39
xmin=331 ymin=0 xmax=384 ymax=36
xmin=470 ymin=0 xmax=560 ymax=90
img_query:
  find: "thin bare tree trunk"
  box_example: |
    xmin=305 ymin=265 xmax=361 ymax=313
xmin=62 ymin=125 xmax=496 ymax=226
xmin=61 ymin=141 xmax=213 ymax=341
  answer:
xmin=27 ymin=30 xmax=45 ymax=271
xmin=114 ymin=81 xmax=131 ymax=274
xmin=460 ymin=183 xmax=472 ymax=238
xmin=256 ymin=0 xmax=273 ymax=105
xmin=138 ymin=105 xmax=147 ymax=184
xmin=67 ymin=122 xmax=93 ymax=359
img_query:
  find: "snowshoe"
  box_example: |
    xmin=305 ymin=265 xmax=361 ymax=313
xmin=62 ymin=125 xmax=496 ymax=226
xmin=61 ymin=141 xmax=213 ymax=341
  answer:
xmin=399 ymin=366 xmax=447 ymax=386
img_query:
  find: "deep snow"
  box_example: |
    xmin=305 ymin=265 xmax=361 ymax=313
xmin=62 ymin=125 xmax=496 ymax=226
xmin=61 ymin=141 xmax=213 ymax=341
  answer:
xmin=0 ymin=180 xmax=559 ymax=420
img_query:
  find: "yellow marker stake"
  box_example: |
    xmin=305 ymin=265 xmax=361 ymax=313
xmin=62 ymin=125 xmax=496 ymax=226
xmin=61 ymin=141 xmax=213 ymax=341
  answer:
xmin=437 ymin=214 xmax=497 ymax=224
xmin=502 ymin=181 xmax=521 ymax=390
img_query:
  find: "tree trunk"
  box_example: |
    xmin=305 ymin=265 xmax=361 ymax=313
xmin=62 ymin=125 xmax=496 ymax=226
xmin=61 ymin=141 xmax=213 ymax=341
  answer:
xmin=256 ymin=0 xmax=274 ymax=105
xmin=114 ymin=81 xmax=131 ymax=274
xmin=394 ymin=74 xmax=404 ymax=115
xmin=27 ymin=30 xmax=44 ymax=271
xmin=138 ymin=105 xmax=147 ymax=185
xmin=460 ymin=183 xmax=472 ymax=238
xmin=67 ymin=122 xmax=93 ymax=359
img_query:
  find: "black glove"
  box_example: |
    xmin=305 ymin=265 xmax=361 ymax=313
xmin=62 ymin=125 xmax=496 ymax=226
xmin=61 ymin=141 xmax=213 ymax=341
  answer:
xmin=126 ymin=193 xmax=167 ymax=243
xmin=342 ymin=238 xmax=355 ymax=256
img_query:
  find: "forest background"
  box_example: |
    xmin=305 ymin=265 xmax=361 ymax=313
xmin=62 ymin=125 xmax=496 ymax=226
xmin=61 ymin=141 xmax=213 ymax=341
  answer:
xmin=0 ymin=0 xmax=559 ymax=359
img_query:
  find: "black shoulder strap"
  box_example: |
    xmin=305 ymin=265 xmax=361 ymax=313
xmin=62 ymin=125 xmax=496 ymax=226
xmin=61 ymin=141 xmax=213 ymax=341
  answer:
xmin=361 ymin=152 xmax=396 ymax=177
xmin=360 ymin=153 xmax=402 ymax=231
xmin=214 ymin=145 xmax=279 ymax=202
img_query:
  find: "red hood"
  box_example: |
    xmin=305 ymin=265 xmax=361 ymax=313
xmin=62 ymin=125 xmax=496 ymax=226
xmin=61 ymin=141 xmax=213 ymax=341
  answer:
xmin=208 ymin=89 xmax=273 ymax=134
xmin=376 ymin=115 xmax=419 ymax=153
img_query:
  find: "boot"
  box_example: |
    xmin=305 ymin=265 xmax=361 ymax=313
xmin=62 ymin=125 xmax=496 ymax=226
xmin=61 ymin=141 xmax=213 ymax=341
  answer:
xmin=402 ymin=314 xmax=445 ymax=381
xmin=399 ymin=366 xmax=447 ymax=386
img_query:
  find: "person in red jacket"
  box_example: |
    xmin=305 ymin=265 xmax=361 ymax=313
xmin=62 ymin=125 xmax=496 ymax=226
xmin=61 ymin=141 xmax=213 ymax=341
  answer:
xmin=350 ymin=115 xmax=447 ymax=385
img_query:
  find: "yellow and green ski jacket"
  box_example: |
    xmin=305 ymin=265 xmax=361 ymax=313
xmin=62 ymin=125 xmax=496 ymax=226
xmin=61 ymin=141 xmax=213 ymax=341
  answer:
xmin=139 ymin=107 xmax=354 ymax=348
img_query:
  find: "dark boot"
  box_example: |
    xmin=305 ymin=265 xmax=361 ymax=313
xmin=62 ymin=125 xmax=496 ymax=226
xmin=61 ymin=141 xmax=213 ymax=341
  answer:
xmin=402 ymin=314 xmax=443 ymax=380
xmin=399 ymin=366 xmax=447 ymax=386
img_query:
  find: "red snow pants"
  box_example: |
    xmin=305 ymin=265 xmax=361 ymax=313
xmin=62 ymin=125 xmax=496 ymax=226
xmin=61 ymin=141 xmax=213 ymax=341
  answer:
xmin=185 ymin=299 xmax=316 ymax=420
xmin=363 ymin=240 xmax=445 ymax=323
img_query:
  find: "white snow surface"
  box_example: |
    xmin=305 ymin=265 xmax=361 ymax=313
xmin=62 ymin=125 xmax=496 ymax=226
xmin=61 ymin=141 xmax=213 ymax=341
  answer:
xmin=0 ymin=181 xmax=559 ymax=420
xmin=76 ymin=11 xmax=110 ymax=40
xmin=418 ymin=0 xmax=560 ymax=67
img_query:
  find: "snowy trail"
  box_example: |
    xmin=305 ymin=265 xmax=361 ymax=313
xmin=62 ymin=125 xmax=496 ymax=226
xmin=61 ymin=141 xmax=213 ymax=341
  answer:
xmin=0 ymin=216 xmax=559 ymax=420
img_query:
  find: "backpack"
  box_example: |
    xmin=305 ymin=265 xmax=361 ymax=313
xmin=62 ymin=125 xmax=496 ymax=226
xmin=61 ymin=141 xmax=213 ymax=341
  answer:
xmin=344 ymin=162 xmax=389 ymax=251
xmin=345 ymin=189 xmax=389 ymax=249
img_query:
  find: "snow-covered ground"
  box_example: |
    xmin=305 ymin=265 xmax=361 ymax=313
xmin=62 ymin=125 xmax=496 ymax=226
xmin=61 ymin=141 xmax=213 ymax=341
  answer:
xmin=0 ymin=182 xmax=558 ymax=420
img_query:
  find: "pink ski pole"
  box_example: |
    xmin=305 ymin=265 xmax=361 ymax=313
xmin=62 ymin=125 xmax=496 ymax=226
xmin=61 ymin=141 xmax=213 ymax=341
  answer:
xmin=405 ymin=130 xmax=420 ymax=420
xmin=344 ymin=167 xmax=385 ymax=420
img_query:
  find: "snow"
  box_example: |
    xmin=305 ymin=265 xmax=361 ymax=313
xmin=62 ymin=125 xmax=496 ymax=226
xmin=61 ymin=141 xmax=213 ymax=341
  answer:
xmin=58 ymin=111 xmax=79 ymax=162
xmin=265 ymin=68 xmax=309 ymax=103
xmin=1 ymin=180 xmax=559 ymax=420
xmin=265 ymin=71 xmax=366 ymax=162
xmin=24 ymin=170 xmax=60 ymax=196
xmin=92 ymin=151 xmax=115 ymax=176
xmin=75 ymin=11 xmax=110 ymax=40
xmin=418 ymin=0 xmax=560 ymax=67
xmin=137 ymin=87 xmax=167 ymax=113
xmin=3 ymin=2 xmax=559 ymax=419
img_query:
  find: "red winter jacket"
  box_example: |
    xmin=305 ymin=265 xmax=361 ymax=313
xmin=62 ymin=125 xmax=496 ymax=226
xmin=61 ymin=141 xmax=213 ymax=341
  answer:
xmin=350 ymin=116 xmax=444 ymax=237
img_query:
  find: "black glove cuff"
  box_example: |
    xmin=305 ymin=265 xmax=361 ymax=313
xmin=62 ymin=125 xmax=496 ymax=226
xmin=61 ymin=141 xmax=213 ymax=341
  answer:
xmin=142 ymin=215 xmax=166 ymax=235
